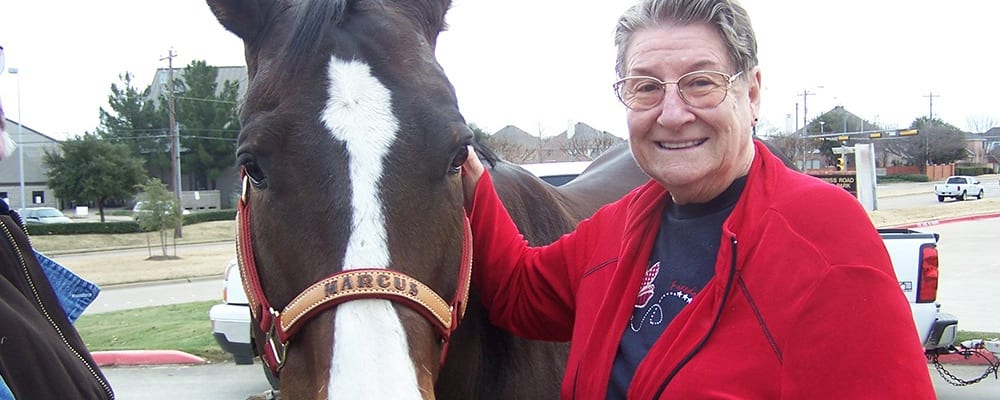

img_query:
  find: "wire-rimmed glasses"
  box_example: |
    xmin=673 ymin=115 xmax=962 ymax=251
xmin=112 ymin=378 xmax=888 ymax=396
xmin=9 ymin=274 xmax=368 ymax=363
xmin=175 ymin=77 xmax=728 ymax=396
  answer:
xmin=613 ymin=70 xmax=744 ymax=111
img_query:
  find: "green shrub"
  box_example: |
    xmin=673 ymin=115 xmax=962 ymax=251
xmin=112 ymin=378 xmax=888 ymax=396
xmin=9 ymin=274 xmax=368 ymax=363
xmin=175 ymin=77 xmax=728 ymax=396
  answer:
xmin=877 ymin=174 xmax=929 ymax=183
xmin=956 ymin=166 xmax=993 ymax=176
xmin=25 ymin=221 xmax=142 ymax=236
xmin=183 ymin=209 xmax=237 ymax=225
xmin=23 ymin=209 xmax=236 ymax=236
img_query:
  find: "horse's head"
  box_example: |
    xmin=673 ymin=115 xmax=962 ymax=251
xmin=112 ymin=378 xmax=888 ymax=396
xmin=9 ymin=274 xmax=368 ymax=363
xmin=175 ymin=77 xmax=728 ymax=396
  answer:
xmin=208 ymin=0 xmax=473 ymax=398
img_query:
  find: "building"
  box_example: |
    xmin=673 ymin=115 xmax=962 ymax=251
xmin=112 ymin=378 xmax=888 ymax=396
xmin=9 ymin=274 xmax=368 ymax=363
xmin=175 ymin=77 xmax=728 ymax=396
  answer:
xmin=0 ymin=119 xmax=63 ymax=210
xmin=145 ymin=65 xmax=248 ymax=209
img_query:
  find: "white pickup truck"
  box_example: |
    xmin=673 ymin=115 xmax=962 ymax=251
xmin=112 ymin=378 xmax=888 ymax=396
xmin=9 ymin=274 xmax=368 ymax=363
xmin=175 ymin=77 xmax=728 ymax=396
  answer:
xmin=935 ymin=175 xmax=985 ymax=202
xmin=879 ymin=228 xmax=958 ymax=352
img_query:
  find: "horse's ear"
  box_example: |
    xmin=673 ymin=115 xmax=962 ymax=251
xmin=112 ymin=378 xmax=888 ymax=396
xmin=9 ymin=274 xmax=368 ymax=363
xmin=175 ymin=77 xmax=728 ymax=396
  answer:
xmin=206 ymin=0 xmax=272 ymax=43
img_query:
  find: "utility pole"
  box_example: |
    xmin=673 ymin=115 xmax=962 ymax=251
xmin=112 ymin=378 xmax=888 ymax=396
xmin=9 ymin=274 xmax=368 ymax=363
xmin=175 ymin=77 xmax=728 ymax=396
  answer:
xmin=161 ymin=48 xmax=183 ymax=238
xmin=924 ymin=92 xmax=939 ymax=120
xmin=801 ymin=89 xmax=818 ymax=136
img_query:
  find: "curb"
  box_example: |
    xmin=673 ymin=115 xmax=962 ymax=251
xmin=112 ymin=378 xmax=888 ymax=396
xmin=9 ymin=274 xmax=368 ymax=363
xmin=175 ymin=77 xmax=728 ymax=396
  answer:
xmin=888 ymin=212 xmax=1000 ymax=229
xmin=930 ymin=349 xmax=999 ymax=366
xmin=100 ymin=274 xmax=223 ymax=290
xmin=92 ymin=350 xmax=206 ymax=367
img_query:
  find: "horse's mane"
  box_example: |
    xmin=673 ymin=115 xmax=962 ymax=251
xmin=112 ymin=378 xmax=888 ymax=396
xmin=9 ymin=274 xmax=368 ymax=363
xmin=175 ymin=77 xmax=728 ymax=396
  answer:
xmin=285 ymin=0 xmax=450 ymax=75
xmin=285 ymin=0 xmax=348 ymax=74
xmin=471 ymin=138 xmax=501 ymax=169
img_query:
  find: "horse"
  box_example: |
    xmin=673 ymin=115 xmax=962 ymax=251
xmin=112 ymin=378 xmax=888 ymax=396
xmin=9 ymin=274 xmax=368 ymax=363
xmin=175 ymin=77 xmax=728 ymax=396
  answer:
xmin=207 ymin=0 xmax=650 ymax=398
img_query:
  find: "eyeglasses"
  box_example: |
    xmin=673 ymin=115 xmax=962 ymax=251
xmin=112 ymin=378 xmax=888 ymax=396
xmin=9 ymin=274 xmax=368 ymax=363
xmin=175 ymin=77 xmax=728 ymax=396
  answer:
xmin=613 ymin=70 xmax=744 ymax=111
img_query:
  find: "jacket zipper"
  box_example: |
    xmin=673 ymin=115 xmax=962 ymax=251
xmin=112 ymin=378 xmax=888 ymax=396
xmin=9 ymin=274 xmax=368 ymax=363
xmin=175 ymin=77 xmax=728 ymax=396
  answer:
xmin=651 ymin=236 xmax=739 ymax=399
xmin=0 ymin=220 xmax=115 ymax=399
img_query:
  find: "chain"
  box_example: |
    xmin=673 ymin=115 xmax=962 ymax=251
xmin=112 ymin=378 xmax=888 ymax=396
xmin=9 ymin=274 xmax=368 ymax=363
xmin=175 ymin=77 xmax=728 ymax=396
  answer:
xmin=930 ymin=349 xmax=999 ymax=386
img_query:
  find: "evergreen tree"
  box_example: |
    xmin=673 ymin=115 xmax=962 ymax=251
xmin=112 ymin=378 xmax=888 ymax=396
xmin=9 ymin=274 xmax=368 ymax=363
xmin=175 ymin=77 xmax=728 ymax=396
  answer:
xmin=174 ymin=60 xmax=240 ymax=190
xmin=96 ymin=73 xmax=171 ymax=178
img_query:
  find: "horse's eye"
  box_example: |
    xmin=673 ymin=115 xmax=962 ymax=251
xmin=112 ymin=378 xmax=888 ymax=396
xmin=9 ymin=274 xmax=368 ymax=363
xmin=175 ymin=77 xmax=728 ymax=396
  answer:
xmin=240 ymin=156 xmax=267 ymax=188
xmin=449 ymin=146 xmax=469 ymax=174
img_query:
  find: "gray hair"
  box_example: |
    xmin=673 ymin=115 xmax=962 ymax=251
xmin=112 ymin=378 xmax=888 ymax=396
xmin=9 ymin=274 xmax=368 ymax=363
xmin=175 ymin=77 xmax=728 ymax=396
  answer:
xmin=614 ymin=0 xmax=758 ymax=78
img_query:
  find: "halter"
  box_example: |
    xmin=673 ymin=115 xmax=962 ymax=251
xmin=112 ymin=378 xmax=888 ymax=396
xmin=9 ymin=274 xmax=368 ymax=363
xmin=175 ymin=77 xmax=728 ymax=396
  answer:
xmin=236 ymin=173 xmax=474 ymax=375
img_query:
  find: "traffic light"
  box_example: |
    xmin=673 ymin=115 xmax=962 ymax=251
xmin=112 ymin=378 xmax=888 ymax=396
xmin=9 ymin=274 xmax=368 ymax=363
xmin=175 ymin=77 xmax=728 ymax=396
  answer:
xmin=836 ymin=156 xmax=845 ymax=171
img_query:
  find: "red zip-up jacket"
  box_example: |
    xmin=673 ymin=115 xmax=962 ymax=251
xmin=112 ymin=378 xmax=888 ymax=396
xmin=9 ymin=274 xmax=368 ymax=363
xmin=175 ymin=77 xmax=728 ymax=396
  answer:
xmin=468 ymin=140 xmax=934 ymax=399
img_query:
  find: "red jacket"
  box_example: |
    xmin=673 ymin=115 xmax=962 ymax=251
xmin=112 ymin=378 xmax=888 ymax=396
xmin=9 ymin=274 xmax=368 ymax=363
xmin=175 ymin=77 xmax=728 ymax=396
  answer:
xmin=468 ymin=140 xmax=934 ymax=399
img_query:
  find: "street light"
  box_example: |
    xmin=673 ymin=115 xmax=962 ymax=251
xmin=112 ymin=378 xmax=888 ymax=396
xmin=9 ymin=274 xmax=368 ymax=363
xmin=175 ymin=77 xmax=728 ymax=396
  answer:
xmin=7 ymin=66 xmax=25 ymax=210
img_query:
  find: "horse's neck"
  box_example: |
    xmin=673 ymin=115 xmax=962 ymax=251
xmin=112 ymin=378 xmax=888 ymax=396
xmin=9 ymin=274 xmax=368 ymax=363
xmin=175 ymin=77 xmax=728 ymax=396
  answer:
xmin=491 ymin=166 xmax=581 ymax=245
xmin=559 ymin=145 xmax=650 ymax=209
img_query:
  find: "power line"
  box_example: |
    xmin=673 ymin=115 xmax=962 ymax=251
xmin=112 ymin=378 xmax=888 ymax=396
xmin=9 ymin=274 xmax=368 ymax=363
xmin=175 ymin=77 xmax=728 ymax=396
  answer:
xmin=176 ymin=96 xmax=238 ymax=105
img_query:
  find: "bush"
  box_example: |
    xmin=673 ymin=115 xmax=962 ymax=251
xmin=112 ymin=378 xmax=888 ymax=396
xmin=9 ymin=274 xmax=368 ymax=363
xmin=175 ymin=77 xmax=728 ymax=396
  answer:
xmin=877 ymin=174 xmax=929 ymax=183
xmin=26 ymin=221 xmax=143 ymax=236
xmin=956 ymin=166 xmax=993 ymax=176
xmin=182 ymin=209 xmax=237 ymax=225
xmin=23 ymin=209 xmax=237 ymax=236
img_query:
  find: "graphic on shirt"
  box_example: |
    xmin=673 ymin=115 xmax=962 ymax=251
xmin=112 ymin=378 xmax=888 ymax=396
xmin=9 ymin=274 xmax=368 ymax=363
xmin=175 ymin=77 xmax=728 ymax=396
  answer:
xmin=630 ymin=263 xmax=700 ymax=333
xmin=634 ymin=262 xmax=660 ymax=308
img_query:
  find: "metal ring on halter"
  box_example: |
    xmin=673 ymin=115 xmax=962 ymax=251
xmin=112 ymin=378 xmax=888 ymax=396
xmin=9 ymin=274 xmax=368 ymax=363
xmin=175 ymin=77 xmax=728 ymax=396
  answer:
xmin=266 ymin=309 xmax=287 ymax=369
xmin=241 ymin=174 xmax=249 ymax=202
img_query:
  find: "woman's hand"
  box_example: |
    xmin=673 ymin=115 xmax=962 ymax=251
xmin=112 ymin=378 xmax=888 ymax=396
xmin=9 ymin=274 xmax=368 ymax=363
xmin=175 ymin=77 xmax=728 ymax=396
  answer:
xmin=461 ymin=145 xmax=485 ymax=209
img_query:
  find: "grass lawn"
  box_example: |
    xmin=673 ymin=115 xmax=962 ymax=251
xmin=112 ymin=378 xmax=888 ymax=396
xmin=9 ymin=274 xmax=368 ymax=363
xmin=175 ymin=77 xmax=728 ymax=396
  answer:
xmin=75 ymin=300 xmax=232 ymax=363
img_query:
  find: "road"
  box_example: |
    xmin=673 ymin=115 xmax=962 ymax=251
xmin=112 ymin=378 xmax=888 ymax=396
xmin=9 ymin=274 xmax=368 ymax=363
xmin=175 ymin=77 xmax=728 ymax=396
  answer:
xmin=877 ymin=179 xmax=1000 ymax=210
xmin=84 ymin=277 xmax=222 ymax=315
xmin=925 ymin=217 xmax=1000 ymax=333
xmin=102 ymin=363 xmax=272 ymax=400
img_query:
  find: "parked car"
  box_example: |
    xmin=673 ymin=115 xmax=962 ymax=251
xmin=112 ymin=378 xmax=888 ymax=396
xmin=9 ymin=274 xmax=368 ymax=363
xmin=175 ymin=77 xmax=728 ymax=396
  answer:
xmin=209 ymin=258 xmax=253 ymax=364
xmin=209 ymin=258 xmax=279 ymax=390
xmin=933 ymin=175 xmax=984 ymax=202
xmin=19 ymin=207 xmax=73 ymax=224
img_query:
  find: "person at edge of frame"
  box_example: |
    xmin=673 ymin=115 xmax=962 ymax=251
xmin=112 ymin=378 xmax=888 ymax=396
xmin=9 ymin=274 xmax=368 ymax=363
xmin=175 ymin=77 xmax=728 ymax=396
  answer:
xmin=0 ymin=44 xmax=115 ymax=400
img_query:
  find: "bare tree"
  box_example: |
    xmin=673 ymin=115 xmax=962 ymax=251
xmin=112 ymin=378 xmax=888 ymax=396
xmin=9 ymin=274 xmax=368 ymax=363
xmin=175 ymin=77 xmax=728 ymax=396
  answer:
xmin=483 ymin=138 xmax=537 ymax=163
xmin=966 ymin=114 xmax=999 ymax=134
xmin=760 ymin=128 xmax=817 ymax=170
xmin=562 ymin=136 xmax=622 ymax=161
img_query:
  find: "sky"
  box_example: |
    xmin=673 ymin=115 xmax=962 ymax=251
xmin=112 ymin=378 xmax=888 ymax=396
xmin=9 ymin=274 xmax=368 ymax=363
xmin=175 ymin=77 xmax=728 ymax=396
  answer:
xmin=1 ymin=0 xmax=998 ymax=142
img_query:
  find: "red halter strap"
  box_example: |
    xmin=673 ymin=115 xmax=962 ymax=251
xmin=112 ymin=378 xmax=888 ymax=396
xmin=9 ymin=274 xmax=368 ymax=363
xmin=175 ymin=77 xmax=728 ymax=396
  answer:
xmin=236 ymin=174 xmax=473 ymax=375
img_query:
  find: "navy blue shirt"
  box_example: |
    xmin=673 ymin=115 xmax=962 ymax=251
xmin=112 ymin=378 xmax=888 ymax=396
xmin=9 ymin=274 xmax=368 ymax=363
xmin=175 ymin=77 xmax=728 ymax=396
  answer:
xmin=607 ymin=177 xmax=746 ymax=399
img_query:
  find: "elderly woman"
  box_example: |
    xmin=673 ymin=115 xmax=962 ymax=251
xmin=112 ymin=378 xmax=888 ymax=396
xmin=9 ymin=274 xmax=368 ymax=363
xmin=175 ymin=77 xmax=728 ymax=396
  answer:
xmin=461 ymin=0 xmax=934 ymax=398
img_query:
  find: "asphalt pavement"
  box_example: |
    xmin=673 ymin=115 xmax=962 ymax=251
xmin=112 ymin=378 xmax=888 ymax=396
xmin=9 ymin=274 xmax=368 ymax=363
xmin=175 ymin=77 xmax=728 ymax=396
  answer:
xmin=84 ymin=276 xmax=221 ymax=315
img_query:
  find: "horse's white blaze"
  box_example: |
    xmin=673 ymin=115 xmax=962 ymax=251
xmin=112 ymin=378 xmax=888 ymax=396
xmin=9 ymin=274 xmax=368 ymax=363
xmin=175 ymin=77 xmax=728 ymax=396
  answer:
xmin=321 ymin=58 xmax=421 ymax=400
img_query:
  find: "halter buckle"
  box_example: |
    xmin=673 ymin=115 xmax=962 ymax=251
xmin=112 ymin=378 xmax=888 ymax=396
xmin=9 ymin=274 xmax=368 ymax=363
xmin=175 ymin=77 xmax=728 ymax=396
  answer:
xmin=264 ymin=309 xmax=287 ymax=373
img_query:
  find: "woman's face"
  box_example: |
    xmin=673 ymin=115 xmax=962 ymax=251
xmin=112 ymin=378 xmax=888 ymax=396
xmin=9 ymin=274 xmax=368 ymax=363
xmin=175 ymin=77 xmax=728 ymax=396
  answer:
xmin=623 ymin=23 xmax=760 ymax=204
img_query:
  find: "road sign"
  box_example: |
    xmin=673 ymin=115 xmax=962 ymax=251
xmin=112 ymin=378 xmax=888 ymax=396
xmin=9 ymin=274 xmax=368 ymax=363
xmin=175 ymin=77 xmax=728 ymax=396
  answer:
xmin=832 ymin=147 xmax=856 ymax=154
